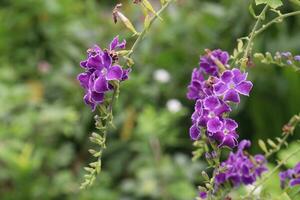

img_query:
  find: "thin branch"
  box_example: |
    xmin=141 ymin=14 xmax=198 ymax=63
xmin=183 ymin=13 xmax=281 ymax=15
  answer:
xmin=126 ymin=0 xmax=173 ymax=58
xmin=243 ymin=5 xmax=269 ymax=58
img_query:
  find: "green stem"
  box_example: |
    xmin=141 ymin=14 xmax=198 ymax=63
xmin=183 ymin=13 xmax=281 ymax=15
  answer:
xmin=265 ymin=134 xmax=289 ymax=159
xmin=265 ymin=113 xmax=300 ymax=158
xmin=244 ymin=146 xmax=300 ymax=198
xmin=254 ymin=10 xmax=300 ymax=37
xmin=243 ymin=5 xmax=269 ymax=58
xmin=126 ymin=0 xmax=173 ymax=58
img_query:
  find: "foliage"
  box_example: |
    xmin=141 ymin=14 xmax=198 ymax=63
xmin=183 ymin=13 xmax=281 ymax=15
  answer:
xmin=0 ymin=0 xmax=300 ymax=199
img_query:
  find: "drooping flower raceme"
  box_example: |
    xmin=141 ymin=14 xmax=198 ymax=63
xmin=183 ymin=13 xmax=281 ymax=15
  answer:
xmin=77 ymin=36 xmax=130 ymax=111
xmin=279 ymin=162 xmax=300 ymax=188
xmin=215 ymin=140 xmax=268 ymax=187
xmin=187 ymin=49 xmax=253 ymax=148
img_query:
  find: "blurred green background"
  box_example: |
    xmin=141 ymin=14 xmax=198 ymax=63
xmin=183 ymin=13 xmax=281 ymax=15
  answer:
xmin=0 ymin=0 xmax=300 ymax=199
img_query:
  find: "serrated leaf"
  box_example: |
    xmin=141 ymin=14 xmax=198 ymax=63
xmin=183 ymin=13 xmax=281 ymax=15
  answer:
xmin=259 ymin=139 xmax=269 ymax=154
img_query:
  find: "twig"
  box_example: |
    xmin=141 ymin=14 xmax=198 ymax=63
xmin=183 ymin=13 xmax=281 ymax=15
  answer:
xmin=126 ymin=0 xmax=173 ymax=58
xmin=243 ymin=5 xmax=269 ymax=58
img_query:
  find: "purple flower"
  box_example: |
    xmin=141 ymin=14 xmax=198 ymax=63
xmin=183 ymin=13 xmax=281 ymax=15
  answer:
xmin=213 ymin=68 xmax=253 ymax=103
xmin=187 ymin=50 xmax=254 ymax=149
xmin=199 ymin=191 xmax=207 ymax=199
xmin=199 ymin=49 xmax=229 ymax=76
xmin=77 ymin=36 xmax=130 ymax=111
xmin=187 ymin=68 xmax=213 ymax=100
xmin=215 ymin=140 xmax=268 ymax=187
xmin=281 ymin=52 xmax=292 ymax=58
xmin=279 ymin=162 xmax=300 ymax=188
xmin=189 ymin=96 xmax=234 ymax=148
xmin=287 ymin=60 xmax=293 ymax=65
xmin=294 ymin=55 xmax=300 ymax=62
xmin=208 ymin=118 xmax=239 ymax=148
xmin=192 ymin=96 xmax=231 ymax=129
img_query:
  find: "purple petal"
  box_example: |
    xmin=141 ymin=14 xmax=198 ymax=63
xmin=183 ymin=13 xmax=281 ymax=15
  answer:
xmin=203 ymin=96 xmax=220 ymax=110
xmin=199 ymin=191 xmax=207 ymax=199
xmin=94 ymin=76 xmax=109 ymax=92
xmin=224 ymin=118 xmax=238 ymax=131
xmin=221 ymin=70 xmax=233 ymax=83
xmin=84 ymin=92 xmax=96 ymax=111
xmin=215 ymin=173 xmax=226 ymax=185
xmin=102 ymin=51 xmax=112 ymax=68
xmin=294 ymin=163 xmax=300 ymax=174
xmin=213 ymin=81 xmax=228 ymax=96
xmin=290 ymin=178 xmax=300 ymax=186
xmin=106 ymin=65 xmax=123 ymax=80
xmin=214 ymin=101 xmax=231 ymax=115
xmin=118 ymin=39 xmax=126 ymax=49
xmin=77 ymin=72 xmax=90 ymax=89
xmin=238 ymin=140 xmax=251 ymax=151
xmin=294 ymin=55 xmax=300 ymax=62
xmin=218 ymin=134 xmax=238 ymax=148
xmin=236 ymin=81 xmax=253 ymax=96
xmin=241 ymin=164 xmax=250 ymax=175
xmin=191 ymin=111 xmax=199 ymax=124
xmin=187 ymin=85 xmax=199 ymax=100
xmin=91 ymin=91 xmax=104 ymax=103
xmin=241 ymin=175 xmax=255 ymax=185
xmin=195 ymin=100 xmax=203 ymax=113
xmin=190 ymin=124 xmax=201 ymax=140
xmin=80 ymin=60 xmax=88 ymax=68
xmin=87 ymin=54 xmax=102 ymax=69
xmin=207 ymin=118 xmax=223 ymax=133
xmin=89 ymin=45 xmax=102 ymax=54
xmin=121 ymin=68 xmax=131 ymax=81
xmin=223 ymin=89 xmax=240 ymax=103
xmin=110 ymin=36 xmax=119 ymax=50
xmin=232 ymin=69 xmax=247 ymax=85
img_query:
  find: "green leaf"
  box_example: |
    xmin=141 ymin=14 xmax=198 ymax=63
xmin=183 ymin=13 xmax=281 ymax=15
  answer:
xmin=116 ymin=12 xmax=139 ymax=35
xmin=255 ymin=0 xmax=283 ymax=8
xmin=279 ymin=192 xmax=292 ymax=200
xmin=144 ymin=14 xmax=151 ymax=30
xmin=267 ymin=139 xmax=277 ymax=148
xmin=249 ymin=4 xmax=258 ymax=18
xmin=268 ymin=0 xmax=283 ymax=8
xmin=142 ymin=0 xmax=163 ymax=20
xmin=160 ymin=0 xmax=166 ymax=6
xmin=258 ymin=139 xmax=269 ymax=154
xmin=289 ymin=0 xmax=300 ymax=6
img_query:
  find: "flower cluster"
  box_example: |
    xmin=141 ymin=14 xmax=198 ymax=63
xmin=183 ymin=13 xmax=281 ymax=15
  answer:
xmin=77 ymin=36 xmax=131 ymax=111
xmin=274 ymin=51 xmax=300 ymax=65
xmin=279 ymin=162 xmax=300 ymax=188
xmin=187 ymin=49 xmax=253 ymax=148
xmin=215 ymin=140 xmax=268 ymax=187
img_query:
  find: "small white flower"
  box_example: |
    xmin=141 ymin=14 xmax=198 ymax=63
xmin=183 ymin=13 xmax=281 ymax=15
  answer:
xmin=166 ymin=99 xmax=182 ymax=113
xmin=153 ymin=69 xmax=170 ymax=83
